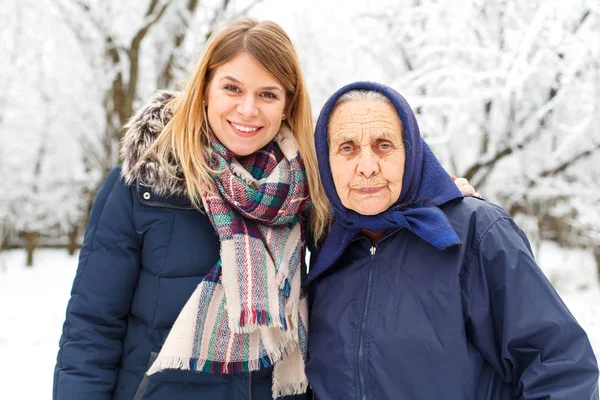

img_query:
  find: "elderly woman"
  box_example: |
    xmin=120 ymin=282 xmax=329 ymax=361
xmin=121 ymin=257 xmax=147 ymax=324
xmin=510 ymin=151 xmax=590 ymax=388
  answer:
xmin=305 ymin=82 xmax=599 ymax=399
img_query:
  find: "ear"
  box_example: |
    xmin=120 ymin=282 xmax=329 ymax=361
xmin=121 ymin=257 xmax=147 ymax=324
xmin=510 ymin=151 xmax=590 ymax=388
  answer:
xmin=203 ymin=88 xmax=209 ymax=108
xmin=282 ymin=94 xmax=293 ymax=121
xmin=282 ymin=103 xmax=291 ymax=121
xmin=202 ymin=84 xmax=210 ymax=108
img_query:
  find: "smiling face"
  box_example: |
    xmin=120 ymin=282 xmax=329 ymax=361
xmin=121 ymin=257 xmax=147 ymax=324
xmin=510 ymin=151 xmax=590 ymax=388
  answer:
xmin=328 ymin=99 xmax=405 ymax=215
xmin=205 ymin=52 xmax=287 ymax=156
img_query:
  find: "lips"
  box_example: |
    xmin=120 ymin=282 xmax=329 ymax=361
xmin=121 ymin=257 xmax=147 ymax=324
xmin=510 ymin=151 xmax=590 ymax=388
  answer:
xmin=228 ymin=121 xmax=262 ymax=138
xmin=354 ymin=187 xmax=384 ymax=194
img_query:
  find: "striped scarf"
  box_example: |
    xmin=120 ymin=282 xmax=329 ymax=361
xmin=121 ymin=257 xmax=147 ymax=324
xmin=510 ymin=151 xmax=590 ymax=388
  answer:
xmin=147 ymin=127 xmax=310 ymax=398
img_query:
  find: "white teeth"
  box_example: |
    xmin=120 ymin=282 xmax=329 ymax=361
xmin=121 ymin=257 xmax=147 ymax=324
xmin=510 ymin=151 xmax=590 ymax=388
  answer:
xmin=231 ymin=123 xmax=258 ymax=132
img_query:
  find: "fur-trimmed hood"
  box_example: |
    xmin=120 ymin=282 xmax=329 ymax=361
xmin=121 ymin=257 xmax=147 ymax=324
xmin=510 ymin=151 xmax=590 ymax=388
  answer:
xmin=120 ymin=90 xmax=189 ymax=196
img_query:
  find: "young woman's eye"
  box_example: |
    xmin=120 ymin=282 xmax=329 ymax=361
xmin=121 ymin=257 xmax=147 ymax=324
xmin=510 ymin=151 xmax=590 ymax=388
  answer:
xmin=261 ymin=92 xmax=277 ymax=99
xmin=224 ymin=85 xmax=240 ymax=93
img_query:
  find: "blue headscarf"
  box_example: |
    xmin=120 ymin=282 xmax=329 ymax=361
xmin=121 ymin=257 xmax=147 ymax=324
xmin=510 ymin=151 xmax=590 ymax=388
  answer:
xmin=307 ymin=81 xmax=463 ymax=284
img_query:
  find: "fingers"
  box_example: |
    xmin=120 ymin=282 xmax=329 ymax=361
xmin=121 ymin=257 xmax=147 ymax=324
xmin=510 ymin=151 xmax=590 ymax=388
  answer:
xmin=459 ymin=184 xmax=476 ymax=196
xmin=452 ymin=176 xmax=482 ymax=197
xmin=454 ymin=178 xmax=469 ymax=188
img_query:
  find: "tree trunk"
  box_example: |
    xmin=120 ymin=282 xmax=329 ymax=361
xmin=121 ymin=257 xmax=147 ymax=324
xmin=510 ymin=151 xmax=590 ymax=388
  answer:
xmin=25 ymin=231 xmax=38 ymax=267
xmin=593 ymin=246 xmax=600 ymax=286
xmin=0 ymin=244 xmax=5 ymax=273
xmin=67 ymin=225 xmax=79 ymax=256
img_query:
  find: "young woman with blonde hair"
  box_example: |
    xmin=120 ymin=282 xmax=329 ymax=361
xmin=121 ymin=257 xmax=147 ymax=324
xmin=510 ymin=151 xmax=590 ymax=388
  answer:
xmin=53 ymin=18 xmax=327 ymax=400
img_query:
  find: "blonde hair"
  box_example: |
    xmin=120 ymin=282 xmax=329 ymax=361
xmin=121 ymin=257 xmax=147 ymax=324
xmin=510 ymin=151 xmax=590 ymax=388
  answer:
xmin=138 ymin=18 xmax=329 ymax=242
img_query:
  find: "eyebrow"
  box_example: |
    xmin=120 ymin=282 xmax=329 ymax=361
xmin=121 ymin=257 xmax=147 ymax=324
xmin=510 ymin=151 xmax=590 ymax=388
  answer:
xmin=330 ymin=134 xmax=354 ymax=144
xmin=374 ymin=132 xmax=398 ymax=141
xmin=220 ymin=76 xmax=285 ymax=93
xmin=330 ymin=131 xmax=398 ymax=144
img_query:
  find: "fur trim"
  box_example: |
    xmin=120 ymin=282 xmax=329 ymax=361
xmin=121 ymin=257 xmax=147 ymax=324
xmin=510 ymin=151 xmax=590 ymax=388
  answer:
xmin=120 ymin=90 xmax=189 ymax=196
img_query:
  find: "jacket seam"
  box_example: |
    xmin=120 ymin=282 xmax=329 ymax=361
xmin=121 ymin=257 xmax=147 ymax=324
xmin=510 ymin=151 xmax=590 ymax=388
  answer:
xmin=475 ymin=216 xmax=513 ymax=246
xmin=149 ymin=212 xmax=176 ymax=329
xmin=130 ymin=184 xmax=142 ymax=241
xmin=462 ymin=216 xmax=513 ymax=274
xmin=459 ymin=216 xmax=514 ymax=323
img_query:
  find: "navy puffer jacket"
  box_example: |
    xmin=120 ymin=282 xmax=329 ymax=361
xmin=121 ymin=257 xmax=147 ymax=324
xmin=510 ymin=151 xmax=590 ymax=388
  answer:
xmin=53 ymin=92 xmax=306 ymax=400
xmin=306 ymin=196 xmax=599 ymax=399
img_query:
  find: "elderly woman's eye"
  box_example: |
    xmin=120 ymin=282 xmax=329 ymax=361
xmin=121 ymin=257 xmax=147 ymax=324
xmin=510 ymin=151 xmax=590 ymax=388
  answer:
xmin=338 ymin=143 xmax=356 ymax=155
xmin=378 ymin=141 xmax=393 ymax=151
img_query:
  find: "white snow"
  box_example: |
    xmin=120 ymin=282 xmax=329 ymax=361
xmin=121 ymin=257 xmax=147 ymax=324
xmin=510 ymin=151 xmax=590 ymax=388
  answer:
xmin=0 ymin=243 xmax=598 ymax=399
xmin=0 ymin=249 xmax=77 ymax=399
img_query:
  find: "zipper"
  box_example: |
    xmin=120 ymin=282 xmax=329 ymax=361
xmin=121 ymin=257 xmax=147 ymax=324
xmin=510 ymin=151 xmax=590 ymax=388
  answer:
xmin=357 ymin=245 xmax=377 ymax=400
xmin=248 ymin=371 xmax=252 ymax=400
xmin=133 ymin=351 xmax=159 ymax=400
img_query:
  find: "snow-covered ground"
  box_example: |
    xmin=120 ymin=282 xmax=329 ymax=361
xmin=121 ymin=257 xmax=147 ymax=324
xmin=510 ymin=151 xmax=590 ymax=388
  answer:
xmin=0 ymin=242 xmax=599 ymax=399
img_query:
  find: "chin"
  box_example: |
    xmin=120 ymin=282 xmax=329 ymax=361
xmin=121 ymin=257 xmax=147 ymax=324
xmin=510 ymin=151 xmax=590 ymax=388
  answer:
xmin=347 ymin=198 xmax=390 ymax=216
xmin=358 ymin=209 xmax=386 ymax=216
xmin=227 ymin=142 xmax=262 ymax=157
xmin=229 ymin=147 xmax=253 ymax=157
xmin=353 ymin=204 xmax=388 ymax=215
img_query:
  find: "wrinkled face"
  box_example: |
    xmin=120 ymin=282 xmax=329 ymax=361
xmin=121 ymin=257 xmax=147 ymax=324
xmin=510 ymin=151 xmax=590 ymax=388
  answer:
xmin=329 ymin=99 xmax=405 ymax=215
xmin=206 ymin=52 xmax=287 ymax=156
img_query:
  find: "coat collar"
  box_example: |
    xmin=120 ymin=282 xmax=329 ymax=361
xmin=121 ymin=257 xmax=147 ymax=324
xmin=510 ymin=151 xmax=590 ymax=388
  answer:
xmin=120 ymin=90 xmax=189 ymax=197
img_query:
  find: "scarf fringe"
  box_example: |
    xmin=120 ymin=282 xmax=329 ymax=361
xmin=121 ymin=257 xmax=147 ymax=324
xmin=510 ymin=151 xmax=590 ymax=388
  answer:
xmin=147 ymin=339 xmax=300 ymax=376
xmin=239 ymin=309 xmax=272 ymax=327
xmin=272 ymin=381 xmax=309 ymax=398
xmin=230 ymin=313 xmax=284 ymax=334
xmin=276 ymin=274 xmax=292 ymax=297
xmin=233 ymin=308 xmax=291 ymax=333
xmin=148 ymin=355 xmax=308 ymax=398
xmin=197 ymin=354 xmax=274 ymax=374
xmin=148 ymin=355 xmax=271 ymax=376
xmin=147 ymin=356 xmax=190 ymax=375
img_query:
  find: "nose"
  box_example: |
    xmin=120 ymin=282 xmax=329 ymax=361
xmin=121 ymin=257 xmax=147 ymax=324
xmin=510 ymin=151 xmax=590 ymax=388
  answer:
xmin=356 ymin=149 xmax=380 ymax=178
xmin=237 ymin=95 xmax=259 ymax=118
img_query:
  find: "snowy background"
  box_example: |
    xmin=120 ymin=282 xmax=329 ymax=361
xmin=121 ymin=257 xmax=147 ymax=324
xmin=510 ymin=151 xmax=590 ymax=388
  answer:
xmin=1 ymin=0 xmax=599 ymax=398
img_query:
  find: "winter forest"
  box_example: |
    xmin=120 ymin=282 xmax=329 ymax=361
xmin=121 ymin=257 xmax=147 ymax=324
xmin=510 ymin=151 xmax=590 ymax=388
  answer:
xmin=0 ymin=0 xmax=599 ymax=396
xmin=1 ymin=0 xmax=599 ymax=268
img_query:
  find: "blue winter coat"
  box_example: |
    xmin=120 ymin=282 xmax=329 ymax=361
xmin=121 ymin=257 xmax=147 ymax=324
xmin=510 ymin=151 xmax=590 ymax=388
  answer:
xmin=306 ymin=196 xmax=599 ymax=399
xmin=53 ymin=92 xmax=307 ymax=399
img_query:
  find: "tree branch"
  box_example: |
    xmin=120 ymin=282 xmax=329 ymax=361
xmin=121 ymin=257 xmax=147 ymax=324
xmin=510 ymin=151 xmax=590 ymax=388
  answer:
xmin=204 ymin=0 xmax=231 ymax=42
xmin=202 ymin=0 xmax=263 ymax=43
xmin=71 ymin=0 xmax=111 ymax=38
xmin=158 ymin=0 xmax=199 ymax=88
xmin=229 ymin=0 xmax=262 ymax=19
xmin=538 ymin=142 xmax=600 ymax=178
xmin=124 ymin=0 xmax=170 ymax=125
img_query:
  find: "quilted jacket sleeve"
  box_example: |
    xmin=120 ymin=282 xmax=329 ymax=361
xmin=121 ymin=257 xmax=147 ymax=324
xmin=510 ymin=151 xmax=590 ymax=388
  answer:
xmin=53 ymin=166 xmax=142 ymax=400
xmin=462 ymin=216 xmax=599 ymax=399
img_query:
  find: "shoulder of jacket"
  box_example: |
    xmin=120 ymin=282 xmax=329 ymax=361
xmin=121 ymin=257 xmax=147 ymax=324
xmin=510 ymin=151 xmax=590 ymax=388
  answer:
xmin=102 ymin=165 xmax=138 ymax=205
xmin=443 ymin=196 xmax=514 ymax=246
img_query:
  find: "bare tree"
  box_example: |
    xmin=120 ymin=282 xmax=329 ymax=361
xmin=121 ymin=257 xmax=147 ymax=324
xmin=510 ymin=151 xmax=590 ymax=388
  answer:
xmin=52 ymin=0 xmax=263 ymax=175
xmin=353 ymin=0 xmax=600 ymax=279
